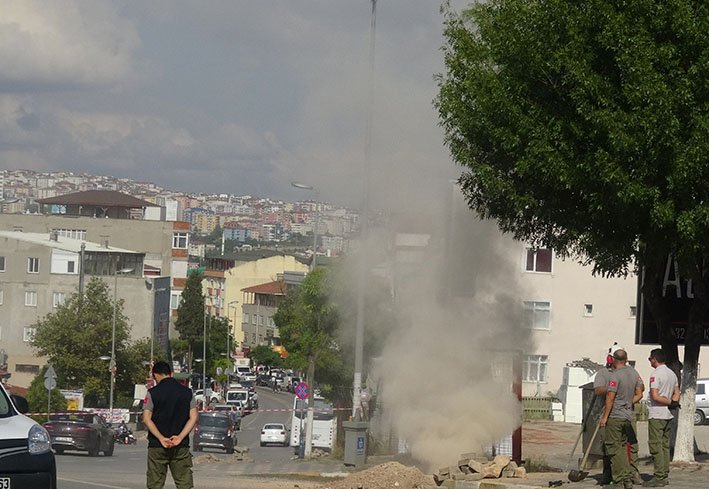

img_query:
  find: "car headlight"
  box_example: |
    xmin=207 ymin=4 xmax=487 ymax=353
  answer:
xmin=28 ymin=424 xmax=52 ymax=455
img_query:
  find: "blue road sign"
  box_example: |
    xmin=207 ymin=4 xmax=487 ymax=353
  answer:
xmin=295 ymin=382 xmax=309 ymax=400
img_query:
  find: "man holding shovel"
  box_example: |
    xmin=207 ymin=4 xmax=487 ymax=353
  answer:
xmin=600 ymin=349 xmax=645 ymax=489
xmin=595 ymin=345 xmax=642 ymax=485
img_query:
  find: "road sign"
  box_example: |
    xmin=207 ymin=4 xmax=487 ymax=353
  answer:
xmin=44 ymin=377 xmax=57 ymax=390
xmin=294 ymin=382 xmax=309 ymax=400
xmin=45 ymin=365 xmax=57 ymax=380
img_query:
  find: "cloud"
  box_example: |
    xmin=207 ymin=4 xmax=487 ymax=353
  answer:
xmin=0 ymin=1 xmax=140 ymax=91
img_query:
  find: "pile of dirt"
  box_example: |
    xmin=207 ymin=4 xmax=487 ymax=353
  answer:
xmin=317 ymin=462 xmax=434 ymax=489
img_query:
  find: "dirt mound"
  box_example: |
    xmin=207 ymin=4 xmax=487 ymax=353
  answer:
xmin=317 ymin=462 xmax=434 ymax=489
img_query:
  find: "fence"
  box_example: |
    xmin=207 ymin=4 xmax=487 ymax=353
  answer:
xmin=522 ymin=396 xmax=554 ymax=421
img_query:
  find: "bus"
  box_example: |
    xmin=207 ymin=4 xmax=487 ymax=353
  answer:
xmin=290 ymin=396 xmax=335 ymax=451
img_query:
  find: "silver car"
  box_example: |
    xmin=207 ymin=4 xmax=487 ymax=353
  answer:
xmin=695 ymin=378 xmax=709 ymax=425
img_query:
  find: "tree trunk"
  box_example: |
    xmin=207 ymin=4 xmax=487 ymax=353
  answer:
xmin=304 ymin=355 xmax=316 ymax=457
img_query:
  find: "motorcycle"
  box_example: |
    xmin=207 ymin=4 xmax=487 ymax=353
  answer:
xmin=114 ymin=423 xmax=137 ymax=445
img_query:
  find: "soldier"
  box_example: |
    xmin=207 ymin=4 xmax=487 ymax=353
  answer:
xmin=599 ymin=349 xmax=644 ymax=489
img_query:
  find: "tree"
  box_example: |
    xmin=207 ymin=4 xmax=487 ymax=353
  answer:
xmin=250 ymin=345 xmax=284 ymax=368
xmin=32 ymin=277 xmax=132 ymax=407
xmin=26 ymin=367 xmax=67 ymax=423
xmin=437 ymin=0 xmax=708 ymax=460
xmin=274 ymin=267 xmax=340 ymax=456
xmin=174 ymin=270 xmax=205 ymax=365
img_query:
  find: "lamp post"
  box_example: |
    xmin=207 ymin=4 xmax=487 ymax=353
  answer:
xmin=108 ymin=265 xmax=134 ymax=421
xmin=227 ymin=300 xmax=239 ymax=370
xmin=291 ymin=181 xmax=319 ymax=270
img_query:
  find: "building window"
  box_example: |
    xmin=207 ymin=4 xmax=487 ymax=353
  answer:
xmin=15 ymin=364 xmax=40 ymax=374
xmin=67 ymin=261 xmax=76 ymax=273
xmin=243 ymin=313 xmax=250 ymax=324
xmin=53 ymin=292 xmax=66 ymax=308
xmin=523 ymin=355 xmax=548 ymax=382
xmin=583 ymin=304 xmax=594 ymax=317
xmin=258 ymin=315 xmax=264 ymax=326
xmin=170 ymin=292 xmax=181 ymax=310
xmin=25 ymin=291 xmax=37 ymax=307
xmin=0 ymin=290 xmax=3 ymax=305
xmin=252 ymin=315 xmax=257 ymax=325
xmin=525 ymin=248 xmax=552 ymax=273
xmin=0 ymin=256 xmax=5 ymax=272
xmin=523 ymin=301 xmax=551 ymax=330
xmin=629 ymin=305 xmax=637 ymax=317
xmin=54 ymin=228 xmax=87 ymax=240
xmin=27 ymin=257 xmax=40 ymax=273
xmin=172 ymin=232 xmax=189 ymax=249
xmin=23 ymin=327 xmax=37 ymax=342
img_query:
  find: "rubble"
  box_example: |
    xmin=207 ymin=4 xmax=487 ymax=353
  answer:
xmin=316 ymin=461 xmax=433 ymax=489
xmin=435 ymin=452 xmax=527 ymax=486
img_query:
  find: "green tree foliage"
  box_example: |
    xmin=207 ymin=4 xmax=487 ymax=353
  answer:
xmin=437 ymin=0 xmax=708 ymax=460
xmin=249 ymin=345 xmax=284 ymax=368
xmin=26 ymin=367 xmax=67 ymax=421
xmin=174 ymin=270 xmax=205 ymax=351
xmin=274 ymin=268 xmax=342 ymax=386
xmin=32 ymin=277 xmax=132 ymax=407
xmin=205 ymin=224 xmax=223 ymax=245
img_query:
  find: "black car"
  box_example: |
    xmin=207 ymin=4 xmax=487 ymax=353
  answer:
xmin=43 ymin=411 xmax=115 ymax=457
xmin=193 ymin=412 xmax=237 ymax=454
xmin=0 ymin=383 xmax=56 ymax=488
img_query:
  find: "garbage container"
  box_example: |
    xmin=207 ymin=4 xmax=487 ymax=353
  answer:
xmin=343 ymin=421 xmax=368 ymax=467
xmin=581 ymin=381 xmax=604 ymax=469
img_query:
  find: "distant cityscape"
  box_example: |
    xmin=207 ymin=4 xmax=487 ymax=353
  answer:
xmin=0 ymin=169 xmax=360 ymax=258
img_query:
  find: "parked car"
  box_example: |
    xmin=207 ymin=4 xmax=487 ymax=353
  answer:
xmin=695 ymin=378 xmax=709 ymax=425
xmin=193 ymin=412 xmax=237 ymax=454
xmin=43 ymin=411 xmax=115 ymax=456
xmin=193 ymin=389 xmax=220 ymax=404
xmin=212 ymin=404 xmax=242 ymax=430
xmin=0 ymin=383 xmax=56 ymax=488
xmin=260 ymin=423 xmax=289 ymax=447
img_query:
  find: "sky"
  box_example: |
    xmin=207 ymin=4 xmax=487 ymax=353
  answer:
xmin=0 ymin=1 xmax=468 ymax=209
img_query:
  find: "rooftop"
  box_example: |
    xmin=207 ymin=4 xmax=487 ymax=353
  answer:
xmin=36 ymin=190 xmax=160 ymax=208
xmin=0 ymin=231 xmax=140 ymax=254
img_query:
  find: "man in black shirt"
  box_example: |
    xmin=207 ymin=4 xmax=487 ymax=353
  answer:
xmin=143 ymin=361 xmax=198 ymax=489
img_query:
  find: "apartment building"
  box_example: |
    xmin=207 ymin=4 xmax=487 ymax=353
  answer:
xmin=0 ymin=231 xmax=171 ymax=387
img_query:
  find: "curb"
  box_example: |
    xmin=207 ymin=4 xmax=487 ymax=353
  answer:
xmin=446 ymin=482 xmax=545 ymax=489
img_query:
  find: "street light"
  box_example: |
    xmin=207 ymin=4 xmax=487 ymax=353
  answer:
xmin=291 ymin=181 xmax=319 ymax=270
xmin=108 ymin=265 xmax=134 ymax=421
xmin=227 ymin=300 xmax=239 ymax=370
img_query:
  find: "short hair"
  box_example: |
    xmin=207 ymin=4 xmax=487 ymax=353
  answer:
xmin=650 ymin=348 xmax=666 ymax=363
xmin=613 ymin=349 xmax=628 ymax=361
xmin=152 ymin=360 xmax=172 ymax=376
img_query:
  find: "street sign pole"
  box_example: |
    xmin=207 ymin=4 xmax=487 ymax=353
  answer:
xmin=295 ymin=382 xmax=309 ymax=459
xmin=44 ymin=366 xmax=57 ymax=422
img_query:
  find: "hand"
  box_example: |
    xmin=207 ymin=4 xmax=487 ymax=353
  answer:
xmin=669 ymin=400 xmax=680 ymax=410
xmin=600 ymin=417 xmax=607 ymax=427
xmin=159 ymin=437 xmax=173 ymax=448
xmin=168 ymin=435 xmax=183 ymax=446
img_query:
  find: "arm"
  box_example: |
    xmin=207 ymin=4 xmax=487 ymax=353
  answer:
xmin=649 ymin=387 xmax=673 ymax=406
xmin=671 ymin=386 xmax=680 ymax=402
xmin=633 ymin=384 xmax=644 ymax=405
xmin=600 ymin=391 xmax=615 ymax=427
xmin=168 ymin=407 xmax=198 ymax=446
xmin=594 ymin=385 xmax=608 ymax=396
xmin=143 ymin=409 xmax=173 ymax=448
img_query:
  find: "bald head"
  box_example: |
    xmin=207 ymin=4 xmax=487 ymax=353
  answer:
xmin=613 ymin=349 xmax=628 ymax=363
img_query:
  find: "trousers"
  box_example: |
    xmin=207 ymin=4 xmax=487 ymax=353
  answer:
xmin=146 ymin=446 xmax=194 ymax=489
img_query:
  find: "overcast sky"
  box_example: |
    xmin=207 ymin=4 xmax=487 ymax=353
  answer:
xmin=0 ymin=1 xmax=467 ymax=209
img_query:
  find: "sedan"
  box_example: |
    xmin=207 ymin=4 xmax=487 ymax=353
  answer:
xmin=43 ymin=411 xmax=114 ymax=456
xmin=260 ymin=423 xmax=289 ymax=447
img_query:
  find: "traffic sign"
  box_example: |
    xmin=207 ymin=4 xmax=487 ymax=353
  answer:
xmin=45 ymin=365 xmax=57 ymax=380
xmin=294 ymin=382 xmax=309 ymax=400
xmin=44 ymin=377 xmax=57 ymax=390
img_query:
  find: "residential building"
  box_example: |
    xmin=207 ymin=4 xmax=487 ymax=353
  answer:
xmin=240 ymin=280 xmax=287 ymax=348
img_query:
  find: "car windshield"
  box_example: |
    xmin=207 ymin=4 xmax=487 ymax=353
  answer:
xmin=0 ymin=386 xmax=12 ymax=418
xmin=51 ymin=413 xmax=94 ymax=423
xmin=199 ymin=415 xmax=229 ymax=428
xmin=264 ymin=424 xmax=284 ymax=430
xmin=294 ymin=399 xmax=334 ymax=420
xmin=213 ymin=406 xmax=230 ymax=412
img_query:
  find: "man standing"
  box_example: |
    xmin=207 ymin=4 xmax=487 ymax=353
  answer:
xmin=644 ymin=349 xmax=680 ymax=487
xmin=600 ymin=349 xmax=644 ymax=489
xmin=594 ymin=345 xmax=642 ymax=485
xmin=143 ymin=361 xmax=198 ymax=489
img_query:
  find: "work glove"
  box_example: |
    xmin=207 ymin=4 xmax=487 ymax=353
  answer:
xmin=669 ymin=400 xmax=680 ymax=410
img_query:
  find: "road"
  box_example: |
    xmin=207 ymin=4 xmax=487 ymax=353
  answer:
xmin=54 ymin=387 xmax=339 ymax=489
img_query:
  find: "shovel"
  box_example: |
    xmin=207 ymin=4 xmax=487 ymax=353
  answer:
xmin=563 ymin=396 xmax=597 ymax=473
xmin=568 ymin=418 xmax=601 ymax=482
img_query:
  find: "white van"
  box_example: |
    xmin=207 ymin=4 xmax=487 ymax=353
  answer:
xmin=226 ymin=389 xmax=251 ymax=412
xmin=0 ymin=383 xmax=56 ymax=487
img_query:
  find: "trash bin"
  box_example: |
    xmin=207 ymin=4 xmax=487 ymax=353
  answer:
xmin=581 ymin=381 xmax=604 ymax=468
xmin=343 ymin=421 xmax=368 ymax=467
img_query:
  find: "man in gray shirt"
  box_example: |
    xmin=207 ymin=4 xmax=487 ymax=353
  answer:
xmin=600 ymin=349 xmax=644 ymax=489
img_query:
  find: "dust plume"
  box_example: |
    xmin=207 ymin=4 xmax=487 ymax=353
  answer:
xmin=369 ymin=190 xmax=533 ymax=470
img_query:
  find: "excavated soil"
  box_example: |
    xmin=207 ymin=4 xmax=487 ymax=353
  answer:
xmin=316 ymin=461 xmax=434 ymax=489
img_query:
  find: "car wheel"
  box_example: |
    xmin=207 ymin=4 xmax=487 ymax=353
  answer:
xmin=104 ymin=439 xmax=114 ymax=456
xmin=226 ymin=446 xmax=234 ymax=454
xmin=194 ymin=445 xmax=202 ymax=452
xmin=54 ymin=448 xmax=64 ymax=455
xmin=694 ymin=410 xmax=705 ymax=425
xmin=88 ymin=439 xmax=100 ymax=457
xmin=260 ymin=441 xmax=265 ymax=447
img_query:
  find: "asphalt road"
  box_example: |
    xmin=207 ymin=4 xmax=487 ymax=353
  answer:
xmin=54 ymin=387 xmax=327 ymax=489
